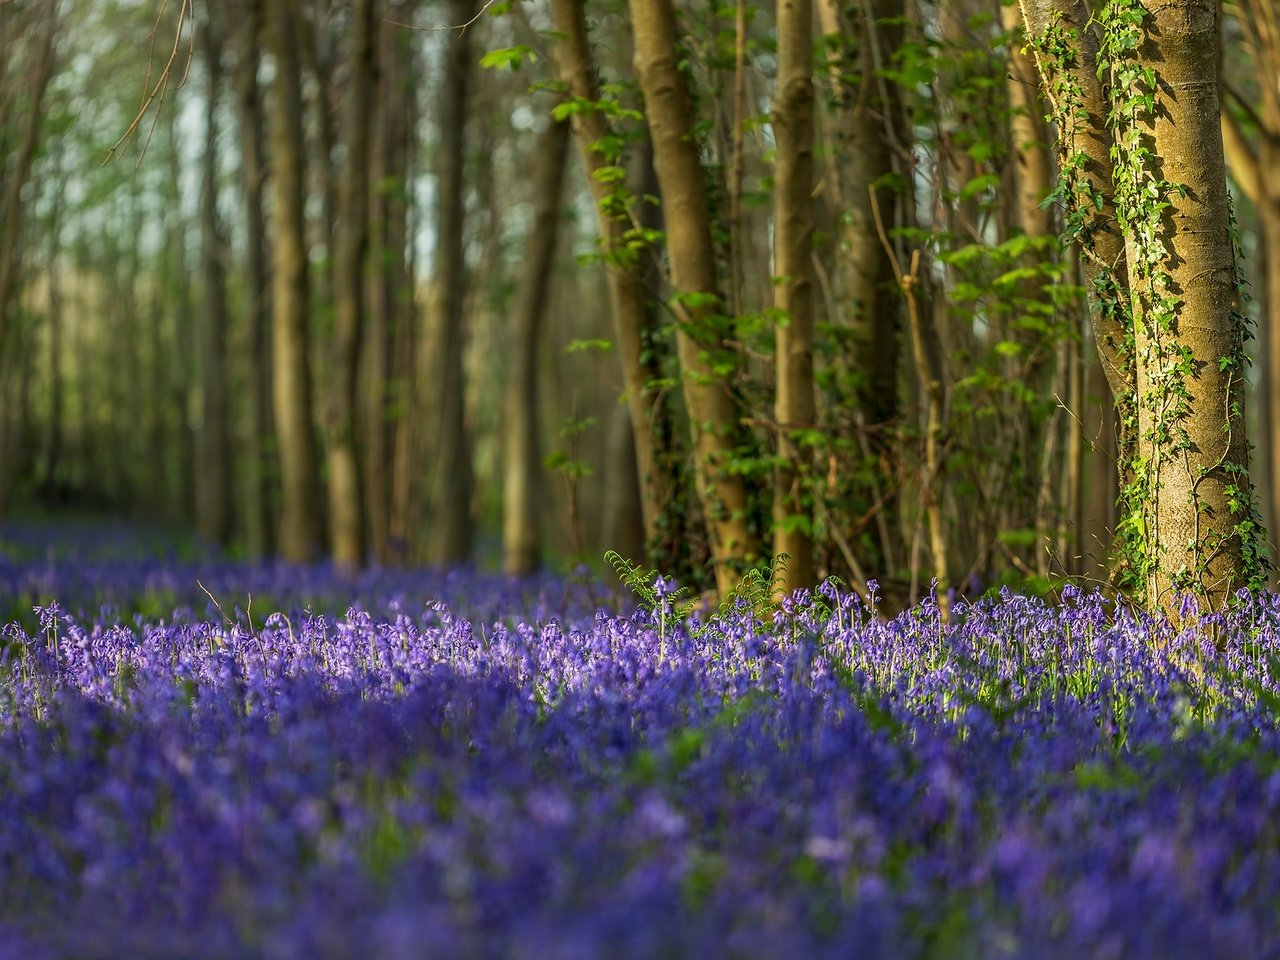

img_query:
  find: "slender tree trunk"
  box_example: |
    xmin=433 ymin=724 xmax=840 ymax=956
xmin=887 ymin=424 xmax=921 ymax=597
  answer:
xmin=0 ymin=3 xmax=55 ymax=522
xmin=816 ymin=0 xmax=903 ymax=577
xmin=365 ymin=3 xmax=414 ymax=566
xmin=550 ymin=0 xmax=675 ymax=560
xmin=162 ymin=108 xmax=197 ymax=522
xmin=325 ymin=0 xmax=377 ymax=571
xmin=1019 ymin=0 xmax=1134 ymax=472
xmin=1263 ymin=185 xmax=1280 ymax=559
xmin=422 ymin=0 xmax=477 ymax=566
xmin=629 ymin=0 xmax=762 ymax=595
xmin=196 ymin=13 xmax=234 ymax=546
xmin=41 ymin=156 xmax=65 ymax=496
xmin=265 ymin=0 xmax=324 ymax=562
xmin=772 ymin=0 xmax=817 ymax=592
xmin=503 ymin=116 xmax=570 ymax=575
xmin=1003 ymin=1 xmax=1060 ymax=567
xmin=232 ymin=0 xmax=274 ymax=558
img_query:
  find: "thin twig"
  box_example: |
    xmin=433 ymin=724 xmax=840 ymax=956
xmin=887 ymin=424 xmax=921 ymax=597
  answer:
xmin=386 ymin=0 xmax=501 ymax=35
xmin=104 ymin=0 xmax=195 ymax=169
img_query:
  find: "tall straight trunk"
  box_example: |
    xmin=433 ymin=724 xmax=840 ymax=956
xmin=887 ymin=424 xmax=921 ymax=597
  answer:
xmin=232 ymin=0 xmax=273 ymax=558
xmin=1226 ymin=0 xmax=1280 ymax=571
xmin=603 ymin=401 xmax=647 ymax=562
xmin=502 ymin=117 xmax=571 ymax=575
xmin=196 ymin=14 xmax=234 ymax=546
xmin=772 ymin=0 xmax=817 ymax=592
xmin=365 ymin=4 xmax=414 ymax=566
xmin=1002 ymin=4 xmax=1053 ymax=241
xmin=422 ymin=0 xmax=476 ymax=566
xmin=1003 ymin=1 xmax=1059 ymax=566
xmin=325 ymin=0 xmax=377 ymax=571
xmin=816 ymin=0 xmax=903 ymax=576
xmin=1085 ymin=336 xmax=1119 ymax=576
xmin=1264 ymin=186 xmax=1280 ymax=557
xmin=0 ymin=3 xmax=55 ymax=521
xmin=1118 ymin=0 xmax=1261 ymax=611
xmin=41 ymin=156 xmax=65 ymax=495
xmin=629 ymin=0 xmax=762 ymax=596
xmin=162 ymin=107 xmax=196 ymax=521
xmin=550 ymin=0 xmax=674 ymax=559
xmin=265 ymin=0 xmax=324 ymax=562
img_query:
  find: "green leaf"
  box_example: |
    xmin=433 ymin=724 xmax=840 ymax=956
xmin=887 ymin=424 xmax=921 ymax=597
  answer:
xmin=478 ymin=45 xmax=536 ymax=71
xmin=565 ymin=338 xmax=613 ymax=354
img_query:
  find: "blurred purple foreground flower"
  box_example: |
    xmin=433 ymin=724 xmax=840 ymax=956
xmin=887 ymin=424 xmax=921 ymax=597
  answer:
xmin=2 ymin=548 xmax=1280 ymax=958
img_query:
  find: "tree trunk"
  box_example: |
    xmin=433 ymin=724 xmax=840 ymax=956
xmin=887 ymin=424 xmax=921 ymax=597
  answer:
xmin=196 ymin=12 xmax=234 ymax=547
xmin=629 ymin=0 xmax=762 ymax=596
xmin=502 ymin=116 xmax=570 ymax=575
xmin=0 ymin=2 xmax=56 ymax=523
xmin=422 ymin=0 xmax=477 ymax=566
xmin=1117 ymin=0 xmax=1263 ymax=611
xmin=325 ymin=0 xmax=377 ymax=571
xmin=265 ymin=0 xmax=324 ymax=562
xmin=816 ymin=0 xmax=903 ymax=577
xmin=365 ymin=2 xmax=415 ymax=567
xmin=232 ymin=0 xmax=274 ymax=558
xmin=1263 ymin=183 xmax=1280 ymax=560
xmin=1019 ymin=0 xmax=1134 ymax=472
xmin=550 ymin=0 xmax=675 ymax=561
xmin=772 ymin=0 xmax=817 ymax=593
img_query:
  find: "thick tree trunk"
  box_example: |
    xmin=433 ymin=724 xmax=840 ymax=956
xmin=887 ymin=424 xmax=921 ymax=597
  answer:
xmin=502 ymin=117 xmax=570 ymax=575
xmin=196 ymin=14 xmax=234 ymax=547
xmin=772 ymin=0 xmax=817 ymax=593
xmin=423 ymin=0 xmax=476 ymax=566
xmin=325 ymin=0 xmax=377 ymax=571
xmin=1121 ymin=0 xmax=1261 ymax=611
xmin=265 ymin=0 xmax=324 ymax=562
xmin=232 ymin=0 xmax=274 ymax=558
xmin=629 ymin=0 xmax=762 ymax=596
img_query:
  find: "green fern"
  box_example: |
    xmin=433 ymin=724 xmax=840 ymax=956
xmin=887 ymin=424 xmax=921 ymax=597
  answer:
xmin=716 ymin=554 xmax=790 ymax=621
xmin=604 ymin=550 xmax=699 ymax=617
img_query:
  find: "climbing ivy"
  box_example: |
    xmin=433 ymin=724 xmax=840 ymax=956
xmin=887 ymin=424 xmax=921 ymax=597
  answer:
xmin=1027 ymin=0 xmax=1269 ymax=606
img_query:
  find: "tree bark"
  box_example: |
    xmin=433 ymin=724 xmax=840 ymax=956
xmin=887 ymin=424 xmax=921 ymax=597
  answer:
xmin=1120 ymin=0 xmax=1261 ymax=611
xmin=422 ymin=0 xmax=477 ymax=566
xmin=232 ymin=0 xmax=274 ymax=558
xmin=629 ymin=0 xmax=762 ymax=596
xmin=816 ymin=0 xmax=903 ymax=576
xmin=0 ymin=3 xmax=56 ymax=518
xmin=265 ymin=0 xmax=324 ymax=562
xmin=772 ymin=0 xmax=817 ymax=592
xmin=549 ymin=0 xmax=675 ymax=560
xmin=196 ymin=11 xmax=234 ymax=547
xmin=326 ymin=0 xmax=377 ymax=571
xmin=1019 ymin=0 xmax=1134 ymax=467
xmin=502 ymin=116 xmax=571 ymax=575
xmin=365 ymin=2 xmax=415 ymax=566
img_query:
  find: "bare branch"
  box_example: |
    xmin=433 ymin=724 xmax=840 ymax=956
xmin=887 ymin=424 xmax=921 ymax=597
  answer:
xmin=103 ymin=0 xmax=196 ymax=168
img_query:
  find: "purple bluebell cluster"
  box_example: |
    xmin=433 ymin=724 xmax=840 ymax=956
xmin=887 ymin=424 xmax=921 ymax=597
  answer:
xmin=3 ymin=562 xmax=1280 ymax=958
